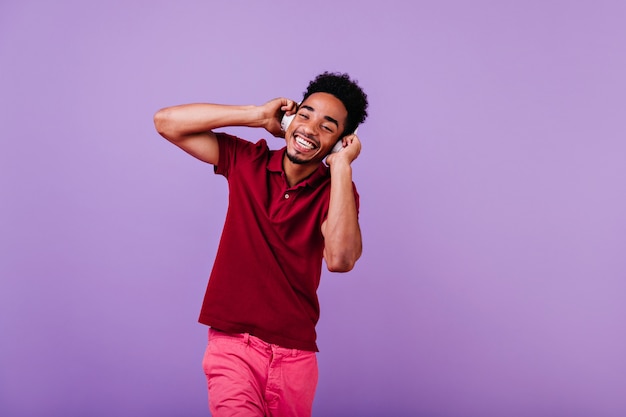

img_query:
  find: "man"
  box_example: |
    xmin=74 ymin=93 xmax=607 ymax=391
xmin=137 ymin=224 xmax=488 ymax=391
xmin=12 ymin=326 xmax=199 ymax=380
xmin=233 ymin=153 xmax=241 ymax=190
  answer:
xmin=154 ymin=72 xmax=368 ymax=416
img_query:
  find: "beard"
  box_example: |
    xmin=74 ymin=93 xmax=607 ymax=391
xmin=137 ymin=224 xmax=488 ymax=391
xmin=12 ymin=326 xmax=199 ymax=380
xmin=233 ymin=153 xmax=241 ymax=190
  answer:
xmin=287 ymin=145 xmax=330 ymax=165
xmin=285 ymin=149 xmax=309 ymax=165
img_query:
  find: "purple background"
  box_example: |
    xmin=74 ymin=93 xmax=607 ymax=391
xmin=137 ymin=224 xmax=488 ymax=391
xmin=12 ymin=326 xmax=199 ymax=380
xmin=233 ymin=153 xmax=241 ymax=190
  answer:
xmin=1 ymin=1 xmax=625 ymax=416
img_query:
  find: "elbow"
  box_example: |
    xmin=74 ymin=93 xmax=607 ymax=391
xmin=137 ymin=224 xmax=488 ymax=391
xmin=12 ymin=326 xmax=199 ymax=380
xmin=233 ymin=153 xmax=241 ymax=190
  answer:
xmin=325 ymin=250 xmax=361 ymax=273
xmin=327 ymin=261 xmax=355 ymax=273
xmin=153 ymin=108 xmax=175 ymax=140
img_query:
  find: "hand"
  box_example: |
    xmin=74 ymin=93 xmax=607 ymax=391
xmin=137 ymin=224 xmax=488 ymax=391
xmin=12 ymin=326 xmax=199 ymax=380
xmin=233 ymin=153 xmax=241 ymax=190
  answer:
xmin=260 ymin=97 xmax=298 ymax=138
xmin=326 ymin=133 xmax=361 ymax=166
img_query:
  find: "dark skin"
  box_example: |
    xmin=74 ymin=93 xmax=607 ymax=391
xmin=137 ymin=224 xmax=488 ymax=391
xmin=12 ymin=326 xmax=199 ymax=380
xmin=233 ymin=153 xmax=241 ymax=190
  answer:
xmin=154 ymin=93 xmax=362 ymax=271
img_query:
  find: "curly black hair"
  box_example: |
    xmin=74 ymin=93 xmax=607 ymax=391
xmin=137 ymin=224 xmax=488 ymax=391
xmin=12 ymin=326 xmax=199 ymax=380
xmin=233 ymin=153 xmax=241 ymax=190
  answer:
xmin=302 ymin=72 xmax=369 ymax=136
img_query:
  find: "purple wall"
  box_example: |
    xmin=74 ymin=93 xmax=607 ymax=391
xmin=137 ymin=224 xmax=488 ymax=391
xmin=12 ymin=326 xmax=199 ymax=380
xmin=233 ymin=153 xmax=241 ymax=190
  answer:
xmin=1 ymin=1 xmax=625 ymax=416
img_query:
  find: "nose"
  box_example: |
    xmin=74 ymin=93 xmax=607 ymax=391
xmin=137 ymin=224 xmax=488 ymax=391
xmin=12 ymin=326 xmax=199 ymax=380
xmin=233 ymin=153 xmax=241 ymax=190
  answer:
xmin=300 ymin=119 xmax=318 ymax=136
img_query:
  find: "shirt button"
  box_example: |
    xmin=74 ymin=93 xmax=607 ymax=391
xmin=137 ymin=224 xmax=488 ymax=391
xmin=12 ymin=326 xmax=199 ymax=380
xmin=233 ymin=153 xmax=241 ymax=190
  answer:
xmin=284 ymin=193 xmax=290 ymax=199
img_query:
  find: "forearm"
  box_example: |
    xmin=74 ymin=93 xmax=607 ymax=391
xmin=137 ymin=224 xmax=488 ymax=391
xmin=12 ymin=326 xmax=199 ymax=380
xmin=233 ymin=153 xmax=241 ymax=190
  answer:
xmin=154 ymin=103 xmax=263 ymax=142
xmin=323 ymin=162 xmax=362 ymax=272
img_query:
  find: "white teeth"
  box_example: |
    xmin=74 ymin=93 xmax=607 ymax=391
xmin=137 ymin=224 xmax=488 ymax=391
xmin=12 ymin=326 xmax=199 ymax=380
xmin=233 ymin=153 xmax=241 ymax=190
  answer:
xmin=295 ymin=135 xmax=314 ymax=149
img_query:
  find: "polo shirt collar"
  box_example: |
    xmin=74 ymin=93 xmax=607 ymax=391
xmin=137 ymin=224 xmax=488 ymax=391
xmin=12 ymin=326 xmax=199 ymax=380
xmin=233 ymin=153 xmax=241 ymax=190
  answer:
xmin=268 ymin=147 xmax=329 ymax=189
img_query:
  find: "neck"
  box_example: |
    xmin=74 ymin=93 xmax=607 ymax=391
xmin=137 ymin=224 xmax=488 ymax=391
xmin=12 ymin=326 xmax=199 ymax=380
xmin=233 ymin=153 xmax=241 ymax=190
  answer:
xmin=283 ymin=155 xmax=319 ymax=187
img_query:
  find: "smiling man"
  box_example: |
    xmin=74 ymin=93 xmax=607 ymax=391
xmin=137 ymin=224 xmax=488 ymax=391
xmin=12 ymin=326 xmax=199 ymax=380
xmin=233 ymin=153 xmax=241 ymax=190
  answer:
xmin=154 ymin=72 xmax=368 ymax=417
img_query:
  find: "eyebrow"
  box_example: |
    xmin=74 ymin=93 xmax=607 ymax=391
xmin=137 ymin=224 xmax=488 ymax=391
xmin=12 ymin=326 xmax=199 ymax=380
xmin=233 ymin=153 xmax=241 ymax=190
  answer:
xmin=301 ymin=105 xmax=339 ymax=128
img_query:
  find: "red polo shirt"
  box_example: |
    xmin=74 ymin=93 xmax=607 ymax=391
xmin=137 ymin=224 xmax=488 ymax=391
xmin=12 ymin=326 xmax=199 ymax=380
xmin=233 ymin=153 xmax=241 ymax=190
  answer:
xmin=198 ymin=133 xmax=359 ymax=351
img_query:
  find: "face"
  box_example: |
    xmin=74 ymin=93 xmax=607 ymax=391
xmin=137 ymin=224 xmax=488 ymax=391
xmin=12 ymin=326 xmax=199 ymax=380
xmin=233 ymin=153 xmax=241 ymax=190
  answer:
xmin=284 ymin=92 xmax=348 ymax=165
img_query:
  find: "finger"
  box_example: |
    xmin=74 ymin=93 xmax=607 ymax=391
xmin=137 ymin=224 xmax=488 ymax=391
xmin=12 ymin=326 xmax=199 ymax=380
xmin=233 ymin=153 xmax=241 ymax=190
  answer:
xmin=281 ymin=99 xmax=297 ymax=114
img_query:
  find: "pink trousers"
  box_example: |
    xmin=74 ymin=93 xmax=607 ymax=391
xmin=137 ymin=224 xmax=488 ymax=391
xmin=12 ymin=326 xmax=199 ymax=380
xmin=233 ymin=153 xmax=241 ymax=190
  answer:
xmin=202 ymin=328 xmax=318 ymax=417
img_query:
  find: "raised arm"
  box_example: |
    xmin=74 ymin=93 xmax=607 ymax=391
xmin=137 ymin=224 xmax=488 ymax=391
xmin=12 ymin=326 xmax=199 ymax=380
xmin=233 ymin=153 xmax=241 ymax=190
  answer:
xmin=321 ymin=134 xmax=363 ymax=272
xmin=153 ymin=99 xmax=297 ymax=164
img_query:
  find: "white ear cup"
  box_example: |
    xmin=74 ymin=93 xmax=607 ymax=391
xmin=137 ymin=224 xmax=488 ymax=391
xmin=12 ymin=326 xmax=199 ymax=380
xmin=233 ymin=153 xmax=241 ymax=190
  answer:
xmin=330 ymin=140 xmax=345 ymax=154
xmin=330 ymin=127 xmax=358 ymax=154
xmin=281 ymin=113 xmax=295 ymax=132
